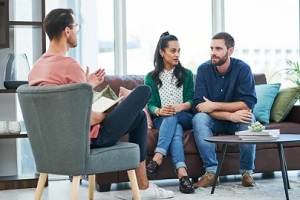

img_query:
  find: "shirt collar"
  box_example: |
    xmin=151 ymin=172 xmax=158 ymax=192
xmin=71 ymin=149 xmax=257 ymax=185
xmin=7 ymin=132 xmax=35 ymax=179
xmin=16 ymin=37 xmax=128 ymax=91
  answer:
xmin=163 ymin=67 xmax=175 ymax=75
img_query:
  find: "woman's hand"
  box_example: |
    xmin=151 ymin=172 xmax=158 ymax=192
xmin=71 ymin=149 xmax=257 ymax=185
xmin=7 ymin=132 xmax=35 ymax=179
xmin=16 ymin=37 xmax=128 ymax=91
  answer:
xmin=85 ymin=67 xmax=106 ymax=88
xmin=159 ymin=103 xmax=188 ymax=116
xmin=159 ymin=105 xmax=176 ymax=116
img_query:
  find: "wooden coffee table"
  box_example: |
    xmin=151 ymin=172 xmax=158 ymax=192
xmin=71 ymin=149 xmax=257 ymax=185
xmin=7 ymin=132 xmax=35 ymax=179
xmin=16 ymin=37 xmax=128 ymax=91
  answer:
xmin=205 ymin=134 xmax=300 ymax=200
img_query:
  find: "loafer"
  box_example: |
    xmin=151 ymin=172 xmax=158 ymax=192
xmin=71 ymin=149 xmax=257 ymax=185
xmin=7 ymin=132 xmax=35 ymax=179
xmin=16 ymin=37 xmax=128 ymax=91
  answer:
xmin=242 ymin=172 xmax=256 ymax=187
xmin=179 ymin=176 xmax=195 ymax=194
xmin=146 ymin=160 xmax=160 ymax=177
xmin=193 ymin=172 xmax=219 ymax=188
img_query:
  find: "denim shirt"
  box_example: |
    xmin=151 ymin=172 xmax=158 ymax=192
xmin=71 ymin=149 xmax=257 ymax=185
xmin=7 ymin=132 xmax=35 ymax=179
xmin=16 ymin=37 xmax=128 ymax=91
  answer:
xmin=193 ymin=57 xmax=257 ymax=111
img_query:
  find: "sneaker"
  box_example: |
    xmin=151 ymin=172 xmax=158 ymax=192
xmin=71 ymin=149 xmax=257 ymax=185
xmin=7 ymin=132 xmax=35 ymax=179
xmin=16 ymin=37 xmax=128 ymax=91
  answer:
xmin=139 ymin=183 xmax=174 ymax=199
xmin=242 ymin=172 xmax=256 ymax=187
xmin=193 ymin=172 xmax=219 ymax=188
xmin=179 ymin=176 xmax=195 ymax=194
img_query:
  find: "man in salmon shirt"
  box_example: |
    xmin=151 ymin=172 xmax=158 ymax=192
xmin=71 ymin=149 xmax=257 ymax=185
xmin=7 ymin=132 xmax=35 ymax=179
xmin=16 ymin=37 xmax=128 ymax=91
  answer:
xmin=28 ymin=8 xmax=174 ymax=199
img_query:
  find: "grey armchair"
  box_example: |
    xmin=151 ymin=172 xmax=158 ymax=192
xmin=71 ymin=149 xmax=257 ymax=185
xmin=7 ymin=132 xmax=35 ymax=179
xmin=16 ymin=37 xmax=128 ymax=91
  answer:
xmin=17 ymin=83 xmax=141 ymax=200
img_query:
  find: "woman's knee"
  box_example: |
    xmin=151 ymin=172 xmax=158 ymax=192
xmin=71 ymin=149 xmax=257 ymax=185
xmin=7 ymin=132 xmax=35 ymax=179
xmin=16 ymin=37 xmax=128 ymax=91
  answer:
xmin=174 ymin=124 xmax=183 ymax=137
xmin=163 ymin=115 xmax=177 ymax=123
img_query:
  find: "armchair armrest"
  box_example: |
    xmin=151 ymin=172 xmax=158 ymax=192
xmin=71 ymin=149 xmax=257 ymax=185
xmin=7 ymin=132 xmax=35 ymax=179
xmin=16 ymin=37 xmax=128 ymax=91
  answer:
xmin=284 ymin=105 xmax=300 ymax=123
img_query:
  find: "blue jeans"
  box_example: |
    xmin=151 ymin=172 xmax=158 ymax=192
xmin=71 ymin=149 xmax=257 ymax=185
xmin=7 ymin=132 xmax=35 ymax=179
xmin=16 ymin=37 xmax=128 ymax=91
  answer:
xmin=192 ymin=112 xmax=256 ymax=174
xmin=153 ymin=111 xmax=193 ymax=171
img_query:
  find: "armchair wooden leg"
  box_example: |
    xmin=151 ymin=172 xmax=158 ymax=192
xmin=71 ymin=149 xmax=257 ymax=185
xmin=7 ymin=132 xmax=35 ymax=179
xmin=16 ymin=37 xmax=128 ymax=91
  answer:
xmin=34 ymin=173 xmax=48 ymax=200
xmin=88 ymin=175 xmax=95 ymax=200
xmin=71 ymin=176 xmax=81 ymax=200
xmin=127 ymin=170 xmax=141 ymax=200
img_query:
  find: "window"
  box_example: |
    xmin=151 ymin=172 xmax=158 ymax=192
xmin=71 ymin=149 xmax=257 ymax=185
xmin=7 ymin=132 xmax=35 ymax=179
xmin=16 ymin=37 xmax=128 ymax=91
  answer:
xmin=225 ymin=0 xmax=299 ymax=87
xmin=126 ymin=0 xmax=212 ymax=75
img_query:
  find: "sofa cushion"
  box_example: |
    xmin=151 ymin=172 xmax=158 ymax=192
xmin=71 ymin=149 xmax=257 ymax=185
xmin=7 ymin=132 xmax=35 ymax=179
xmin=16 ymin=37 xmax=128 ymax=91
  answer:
xmin=253 ymin=83 xmax=281 ymax=124
xmin=270 ymin=86 xmax=300 ymax=122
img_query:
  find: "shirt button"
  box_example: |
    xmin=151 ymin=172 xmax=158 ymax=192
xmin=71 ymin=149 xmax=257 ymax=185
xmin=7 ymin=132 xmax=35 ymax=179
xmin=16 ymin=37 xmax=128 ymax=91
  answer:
xmin=221 ymin=89 xmax=223 ymax=92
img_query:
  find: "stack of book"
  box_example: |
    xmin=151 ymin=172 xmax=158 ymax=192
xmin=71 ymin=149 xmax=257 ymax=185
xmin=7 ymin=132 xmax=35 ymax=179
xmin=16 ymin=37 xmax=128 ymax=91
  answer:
xmin=235 ymin=129 xmax=280 ymax=140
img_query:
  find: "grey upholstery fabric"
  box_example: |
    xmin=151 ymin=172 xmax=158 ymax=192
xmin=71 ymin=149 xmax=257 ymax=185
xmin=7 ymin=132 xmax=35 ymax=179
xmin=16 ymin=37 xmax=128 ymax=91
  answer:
xmin=17 ymin=83 xmax=140 ymax=176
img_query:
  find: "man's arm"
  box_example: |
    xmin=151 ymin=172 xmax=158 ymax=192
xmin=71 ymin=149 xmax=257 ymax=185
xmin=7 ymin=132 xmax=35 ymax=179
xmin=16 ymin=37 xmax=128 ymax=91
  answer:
xmin=195 ymin=97 xmax=249 ymax=113
xmin=209 ymin=109 xmax=253 ymax=123
xmin=196 ymin=99 xmax=252 ymax=123
xmin=90 ymin=110 xmax=106 ymax=125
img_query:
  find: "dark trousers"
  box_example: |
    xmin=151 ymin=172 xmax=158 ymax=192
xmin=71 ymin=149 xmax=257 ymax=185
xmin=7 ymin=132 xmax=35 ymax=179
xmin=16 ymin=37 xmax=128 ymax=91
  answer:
xmin=91 ymin=85 xmax=151 ymax=162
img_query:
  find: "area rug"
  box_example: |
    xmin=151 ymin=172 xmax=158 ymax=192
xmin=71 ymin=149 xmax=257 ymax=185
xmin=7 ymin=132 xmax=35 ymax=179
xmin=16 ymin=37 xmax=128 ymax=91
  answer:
xmin=112 ymin=178 xmax=300 ymax=200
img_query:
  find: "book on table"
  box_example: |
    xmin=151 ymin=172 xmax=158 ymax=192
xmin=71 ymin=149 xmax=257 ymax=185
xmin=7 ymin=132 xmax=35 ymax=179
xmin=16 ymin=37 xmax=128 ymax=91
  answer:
xmin=237 ymin=135 xmax=279 ymax=141
xmin=235 ymin=129 xmax=280 ymax=141
xmin=91 ymin=96 xmax=122 ymax=113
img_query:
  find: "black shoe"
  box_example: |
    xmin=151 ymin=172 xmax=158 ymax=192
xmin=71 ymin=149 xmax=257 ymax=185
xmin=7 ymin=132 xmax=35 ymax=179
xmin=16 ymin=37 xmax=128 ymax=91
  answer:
xmin=146 ymin=160 xmax=160 ymax=177
xmin=179 ymin=176 xmax=195 ymax=194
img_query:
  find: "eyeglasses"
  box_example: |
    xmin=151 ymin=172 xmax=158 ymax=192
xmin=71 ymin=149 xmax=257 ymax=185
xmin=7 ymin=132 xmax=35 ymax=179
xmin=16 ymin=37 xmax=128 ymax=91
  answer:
xmin=75 ymin=24 xmax=81 ymax=32
xmin=70 ymin=24 xmax=81 ymax=33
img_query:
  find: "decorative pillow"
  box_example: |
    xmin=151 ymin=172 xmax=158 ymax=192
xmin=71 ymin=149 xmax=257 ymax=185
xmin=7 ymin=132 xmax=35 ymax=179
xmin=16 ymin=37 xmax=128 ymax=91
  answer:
xmin=119 ymin=87 xmax=153 ymax=129
xmin=253 ymin=83 xmax=281 ymax=124
xmin=93 ymin=85 xmax=118 ymax=103
xmin=270 ymin=86 xmax=300 ymax=122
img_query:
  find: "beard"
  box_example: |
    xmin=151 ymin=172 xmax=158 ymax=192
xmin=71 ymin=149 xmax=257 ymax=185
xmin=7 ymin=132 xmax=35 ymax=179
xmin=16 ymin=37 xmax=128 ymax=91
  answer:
xmin=211 ymin=52 xmax=228 ymax=66
xmin=67 ymin=37 xmax=78 ymax=48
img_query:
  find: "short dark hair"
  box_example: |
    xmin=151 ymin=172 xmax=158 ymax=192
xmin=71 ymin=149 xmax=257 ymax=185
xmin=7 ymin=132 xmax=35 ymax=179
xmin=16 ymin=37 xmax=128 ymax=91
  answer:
xmin=43 ymin=8 xmax=74 ymax=40
xmin=212 ymin=32 xmax=235 ymax=49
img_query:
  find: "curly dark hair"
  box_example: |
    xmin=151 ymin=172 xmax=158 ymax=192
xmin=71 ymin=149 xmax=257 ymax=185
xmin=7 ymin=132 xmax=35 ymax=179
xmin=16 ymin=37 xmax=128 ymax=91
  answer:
xmin=150 ymin=31 xmax=186 ymax=88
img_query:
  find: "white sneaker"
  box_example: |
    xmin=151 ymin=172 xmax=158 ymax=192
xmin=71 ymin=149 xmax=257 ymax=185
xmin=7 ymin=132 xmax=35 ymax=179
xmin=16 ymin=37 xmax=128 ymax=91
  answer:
xmin=139 ymin=183 xmax=174 ymax=199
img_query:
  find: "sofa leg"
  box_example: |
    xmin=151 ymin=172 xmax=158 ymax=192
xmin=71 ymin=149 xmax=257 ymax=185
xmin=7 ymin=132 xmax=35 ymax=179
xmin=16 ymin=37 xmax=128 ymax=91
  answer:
xmin=192 ymin=177 xmax=199 ymax=183
xmin=69 ymin=176 xmax=83 ymax=184
xmin=261 ymin=172 xmax=275 ymax=179
xmin=96 ymin=183 xmax=111 ymax=192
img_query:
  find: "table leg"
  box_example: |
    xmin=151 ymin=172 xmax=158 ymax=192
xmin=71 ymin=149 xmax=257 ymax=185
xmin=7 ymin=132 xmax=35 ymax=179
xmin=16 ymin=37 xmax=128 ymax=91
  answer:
xmin=211 ymin=144 xmax=227 ymax=194
xmin=280 ymin=145 xmax=290 ymax=189
xmin=277 ymin=143 xmax=290 ymax=200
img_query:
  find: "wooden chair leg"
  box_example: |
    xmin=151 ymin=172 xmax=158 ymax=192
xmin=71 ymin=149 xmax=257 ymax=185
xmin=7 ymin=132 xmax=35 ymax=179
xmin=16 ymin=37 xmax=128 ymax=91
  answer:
xmin=71 ymin=176 xmax=81 ymax=200
xmin=127 ymin=170 xmax=141 ymax=200
xmin=88 ymin=175 xmax=95 ymax=200
xmin=34 ymin=173 xmax=48 ymax=200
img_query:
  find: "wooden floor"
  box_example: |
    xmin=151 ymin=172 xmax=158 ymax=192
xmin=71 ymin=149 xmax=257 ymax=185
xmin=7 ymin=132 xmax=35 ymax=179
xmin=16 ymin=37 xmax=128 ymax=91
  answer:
xmin=0 ymin=172 xmax=299 ymax=200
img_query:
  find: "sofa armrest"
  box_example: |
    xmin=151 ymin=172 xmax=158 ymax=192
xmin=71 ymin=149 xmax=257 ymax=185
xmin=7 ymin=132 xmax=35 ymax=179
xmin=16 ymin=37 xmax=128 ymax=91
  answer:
xmin=284 ymin=105 xmax=300 ymax=123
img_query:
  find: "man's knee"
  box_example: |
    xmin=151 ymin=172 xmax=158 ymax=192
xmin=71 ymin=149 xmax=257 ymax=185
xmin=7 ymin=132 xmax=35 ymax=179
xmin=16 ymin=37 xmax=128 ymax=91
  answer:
xmin=192 ymin=112 xmax=210 ymax=125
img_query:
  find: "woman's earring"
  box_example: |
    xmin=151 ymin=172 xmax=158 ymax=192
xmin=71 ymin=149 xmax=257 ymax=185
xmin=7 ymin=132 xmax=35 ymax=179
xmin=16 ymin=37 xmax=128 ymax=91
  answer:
xmin=161 ymin=54 xmax=163 ymax=58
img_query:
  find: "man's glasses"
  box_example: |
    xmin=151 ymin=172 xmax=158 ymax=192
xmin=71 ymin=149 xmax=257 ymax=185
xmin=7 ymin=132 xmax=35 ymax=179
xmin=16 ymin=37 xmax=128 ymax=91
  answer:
xmin=75 ymin=24 xmax=81 ymax=32
xmin=70 ymin=24 xmax=81 ymax=33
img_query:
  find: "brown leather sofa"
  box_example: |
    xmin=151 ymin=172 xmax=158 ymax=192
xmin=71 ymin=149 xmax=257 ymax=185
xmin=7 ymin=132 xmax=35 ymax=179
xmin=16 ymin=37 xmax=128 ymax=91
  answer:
xmin=93 ymin=73 xmax=300 ymax=192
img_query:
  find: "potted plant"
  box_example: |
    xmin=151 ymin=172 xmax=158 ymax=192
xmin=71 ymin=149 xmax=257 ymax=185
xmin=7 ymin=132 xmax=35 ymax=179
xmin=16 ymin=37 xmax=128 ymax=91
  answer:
xmin=281 ymin=60 xmax=300 ymax=86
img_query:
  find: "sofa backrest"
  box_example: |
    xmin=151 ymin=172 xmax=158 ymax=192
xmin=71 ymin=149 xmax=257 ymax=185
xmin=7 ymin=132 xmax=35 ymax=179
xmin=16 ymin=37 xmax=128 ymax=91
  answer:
xmin=94 ymin=73 xmax=267 ymax=95
xmin=253 ymin=73 xmax=267 ymax=85
xmin=94 ymin=75 xmax=145 ymax=94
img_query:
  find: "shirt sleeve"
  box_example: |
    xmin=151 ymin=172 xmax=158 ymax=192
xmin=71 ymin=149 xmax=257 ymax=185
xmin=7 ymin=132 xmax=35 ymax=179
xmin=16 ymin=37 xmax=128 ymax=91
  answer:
xmin=193 ymin=64 xmax=209 ymax=107
xmin=144 ymin=73 xmax=161 ymax=115
xmin=183 ymin=69 xmax=194 ymax=106
xmin=237 ymin=66 xmax=257 ymax=110
xmin=65 ymin=60 xmax=86 ymax=83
